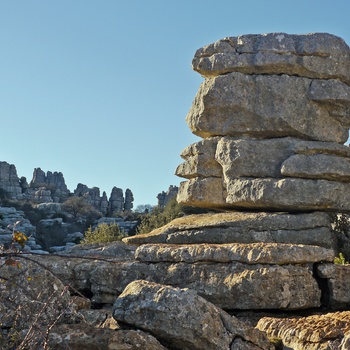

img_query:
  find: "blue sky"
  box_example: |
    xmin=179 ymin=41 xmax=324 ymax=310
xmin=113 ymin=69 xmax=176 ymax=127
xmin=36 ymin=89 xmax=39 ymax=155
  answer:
xmin=1 ymin=0 xmax=349 ymax=207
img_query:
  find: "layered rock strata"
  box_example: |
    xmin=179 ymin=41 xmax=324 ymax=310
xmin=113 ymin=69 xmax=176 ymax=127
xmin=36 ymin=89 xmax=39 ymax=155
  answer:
xmin=176 ymin=32 xmax=350 ymax=212
xmin=117 ymin=33 xmax=350 ymax=349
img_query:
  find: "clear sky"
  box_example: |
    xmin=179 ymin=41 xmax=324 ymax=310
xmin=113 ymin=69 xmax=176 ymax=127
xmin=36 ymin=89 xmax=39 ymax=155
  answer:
xmin=1 ymin=0 xmax=349 ymax=208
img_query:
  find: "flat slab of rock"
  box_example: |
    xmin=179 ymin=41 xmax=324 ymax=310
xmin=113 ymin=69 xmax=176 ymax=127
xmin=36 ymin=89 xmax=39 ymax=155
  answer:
xmin=257 ymin=311 xmax=350 ymax=350
xmin=281 ymin=154 xmax=350 ymax=182
xmin=178 ymin=177 xmax=350 ymax=212
xmin=35 ymin=253 xmax=322 ymax=310
xmin=46 ymin=325 xmax=167 ymax=350
xmin=113 ymin=280 xmax=271 ymax=350
xmin=124 ymin=211 xmax=334 ymax=249
xmin=225 ymin=178 xmax=350 ymax=212
xmin=186 ymin=72 xmax=350 ymax=142
xmin=135 ymin=242 xmax=334 ymax=264
xmin=192 ymin=33 xmax=350 ymax=84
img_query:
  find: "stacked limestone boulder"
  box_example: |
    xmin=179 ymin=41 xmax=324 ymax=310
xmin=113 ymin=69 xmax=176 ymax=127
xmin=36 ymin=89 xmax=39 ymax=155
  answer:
xmin=176 ymin=32 xmax=350 ymax=211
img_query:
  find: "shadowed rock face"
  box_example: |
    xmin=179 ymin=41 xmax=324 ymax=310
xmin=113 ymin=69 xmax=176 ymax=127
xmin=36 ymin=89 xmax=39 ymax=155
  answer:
xmin=176 ymin=32 xmax=350 ymax=212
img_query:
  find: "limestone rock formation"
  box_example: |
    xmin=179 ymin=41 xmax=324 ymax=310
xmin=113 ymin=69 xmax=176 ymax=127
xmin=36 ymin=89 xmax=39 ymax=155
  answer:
xmin=257 ymin=311 xmax=350 ymax=350
xmin=0 ymin=161 xmax=134 ymax=215
xmin=176 ymin=32 xmax=350 ymax=212
xmin=0 ymin=161 xmax=23 ymax=199
xmin=73 ymin=184 xmax=134 ymax=215
xmin=124 ymin=211 xmax=335 ymax=248
xmin=124 ymin=188 xmax=134 ymax=211
xmin=157 ymin=185 xmax=178 ymax=207
xmin=192 ymin=33 xmax=350 ymax=83
xmin=29 ymin=167 xmax=70 ymax=202
xmin=113 ymin=280 xmax=271 ymax=350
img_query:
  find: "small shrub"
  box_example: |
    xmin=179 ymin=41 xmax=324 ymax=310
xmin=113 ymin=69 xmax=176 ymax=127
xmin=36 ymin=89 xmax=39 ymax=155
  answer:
xmin=334 ymin=252 xmax=348 ymax=265
xmin=136 ymin=196 xmax=185 ymax=235
xmin=81 ymin=223 xmax=126 ymax=244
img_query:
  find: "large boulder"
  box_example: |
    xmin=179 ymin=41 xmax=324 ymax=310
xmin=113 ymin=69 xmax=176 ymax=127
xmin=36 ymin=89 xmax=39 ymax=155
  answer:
xmin=186 ymin=73 xmax=350 ymax=142
xmin=113 ymin=280 xmax=271 ymax=350
xmin=192 ymin=32 xmax=350 ymax=84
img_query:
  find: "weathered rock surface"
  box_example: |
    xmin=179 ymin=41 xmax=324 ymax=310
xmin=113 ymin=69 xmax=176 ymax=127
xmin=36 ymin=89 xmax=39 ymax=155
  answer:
xmin=192 ymin=33 xmax=350 ymax=84
xmin=177 ymin=33 xmax=350 ymax=212
xmin=175 ymin=137 xmax=222 ymax=179
xmin=35 ymin=253 xmax=322 ymax=310
xmin=0 ymin=161 xmax=23 ymax=199
xmin=178 ymin=177 xmax=350 ymax=212
xmin=0 ymin=259 xmax=71 ymax=328
xmin=186 ymin=73 xmax=350 ymax=142
xmin=317 ymin=263 xmax=350 ymax=309
xmin=157 ymin=185 xmax=179 ymax=207
xmin=256 ymin=311 xmax=350 ymax=350
xmin=29 ymin=167 xmax=70 ymax=202
xmin=135 ymin=243 xmax=334 ymax=264
xmin=113 ymin=280 xmax=271 ymax=350
xmin=62 ymin=241 xmax=136 ymax=261
xmin=124 ymin=212 xmax=334 ymax=248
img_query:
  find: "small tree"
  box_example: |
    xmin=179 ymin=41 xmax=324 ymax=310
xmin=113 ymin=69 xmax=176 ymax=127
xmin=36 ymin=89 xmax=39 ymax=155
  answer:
xmin=81 ymin=223 xmax=126 ymax=244
xmin=136 ymin=196 xmax=184 ymax=235
xmin=62 ymin=196 xmax=94 ymax=219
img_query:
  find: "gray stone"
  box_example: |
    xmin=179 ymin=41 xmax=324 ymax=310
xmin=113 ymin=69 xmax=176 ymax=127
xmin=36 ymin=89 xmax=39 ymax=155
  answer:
xmin=108 ymin=329 xmax=169 ymax=350
xmin=0 ymin=161 xmax=23 ymax=199
xmin=135 ymin=243 xmax=334 ymax=264
xmin=281 ymin=154 xmax=350 ymax=182
xmin=175 ymin=138 xmax=222 ymax=179
xmin=317 ymin=264 xmax=350 ymax=309
xmin=62 ymin=241 xmax=136 ymax=261
xmin=113 ymin=280 xmax=271 ymax=350
xmin=108 ymin=186 xmax=124 ymax=214
xmin=178 ymin=177 xmax=350 ymax=212
xmin=124 ymin=211 xmax=335 ymax=249
xmin=215 ymin=137 xmax=296 ymax=178
xmin=177 ymin=177 xmax=226 ymax=208
xmin=225 ymin=178 xmax=350 ymax=212
xmin=157 ymin=185 xmax=179 ymax=207
xmin=192 ymin=33 xmax=350 ymax=84
xmin=0 ymin=259 xmax=71 ymax=328
xmin=294 ymin=140 xmax=350 ymax=156
xmin=124 ymin=188 xmax=134 ymax=211
xmin=257 ymin=311 xmax=350 ymax=350
xmin=33 ymin=252 xmax=321 ymax=310
xmin=309 ymin=79 xmax=350 ymax=124
xmin=186 ymin=72 xmax=348 ymax=143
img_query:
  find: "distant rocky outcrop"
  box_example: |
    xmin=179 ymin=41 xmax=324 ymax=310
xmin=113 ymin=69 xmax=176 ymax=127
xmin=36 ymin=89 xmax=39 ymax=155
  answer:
xmin=157 ymin=185 xmax=178 ymax=208
xmin=0 ymin=162 xmax=134 ymax=215
xmin=0 ymin=161 xmax=23 ymax=199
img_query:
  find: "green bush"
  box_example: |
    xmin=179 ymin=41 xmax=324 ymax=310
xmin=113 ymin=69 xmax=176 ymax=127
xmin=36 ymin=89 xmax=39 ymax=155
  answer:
xmin=334 ymin=252 xmax=348 ymax=265
xmin=136 ymin=196 xmax=185 ymax=235
xmin=81 ymin=223 xmax=126 ymax=244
